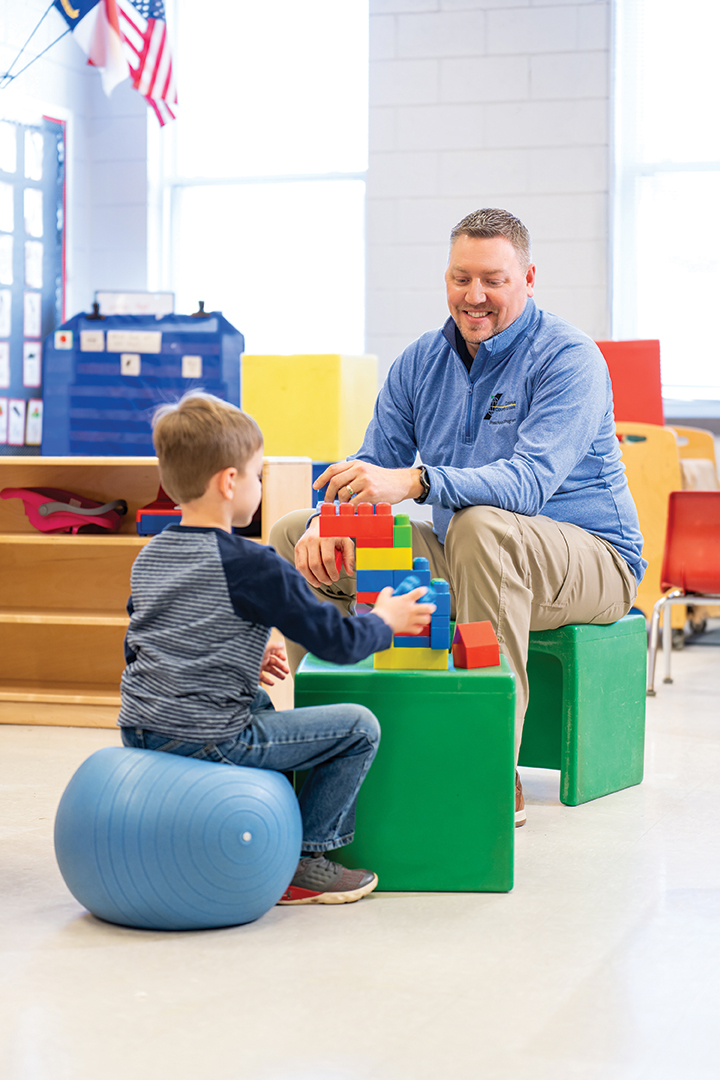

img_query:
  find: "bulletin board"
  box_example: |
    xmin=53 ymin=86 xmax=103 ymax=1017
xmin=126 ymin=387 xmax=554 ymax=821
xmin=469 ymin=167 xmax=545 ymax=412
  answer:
xmin=0 ymin=116 xmax=65 ymax=455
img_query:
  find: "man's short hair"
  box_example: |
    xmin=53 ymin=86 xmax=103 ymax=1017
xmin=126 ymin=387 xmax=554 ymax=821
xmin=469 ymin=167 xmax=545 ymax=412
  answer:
xmin=450 ymin=208 xmax=532 ymax=269
xmin=152 ymin=392 xmax=263 ymax=503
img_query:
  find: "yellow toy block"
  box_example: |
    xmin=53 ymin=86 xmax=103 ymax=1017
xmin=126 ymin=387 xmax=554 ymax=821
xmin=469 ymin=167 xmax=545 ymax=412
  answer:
xmin=356 ymin=546 xmax=413 ymax=571
xmin=242 ymin=354 xmax=378 ymax=460
xmin=374 ymin=646 xmax=449 ymax=671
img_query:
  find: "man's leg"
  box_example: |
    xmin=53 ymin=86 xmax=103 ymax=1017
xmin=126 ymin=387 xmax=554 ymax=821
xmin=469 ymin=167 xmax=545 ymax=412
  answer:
xmin=443 ymin=506 xmax=638 ymax=754
xmin=269 ymin=509 xmax=357 ymax=675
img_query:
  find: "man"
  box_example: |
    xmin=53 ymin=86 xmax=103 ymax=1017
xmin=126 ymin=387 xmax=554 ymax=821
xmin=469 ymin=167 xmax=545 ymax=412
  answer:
xmin=270 ymin=208 xmax=646 ymax=827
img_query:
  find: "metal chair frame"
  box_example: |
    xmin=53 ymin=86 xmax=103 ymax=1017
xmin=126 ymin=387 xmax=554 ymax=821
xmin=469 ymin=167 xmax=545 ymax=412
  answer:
xmin=647 ymin=589 xmax=720 ymax=695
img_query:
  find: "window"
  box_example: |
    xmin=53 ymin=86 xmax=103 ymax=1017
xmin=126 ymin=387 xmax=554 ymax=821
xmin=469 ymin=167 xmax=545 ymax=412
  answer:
xmin=613 ymin=0 xmax=720 ymax=400
xmin=150 ymin=0 xmax=368 ymax=355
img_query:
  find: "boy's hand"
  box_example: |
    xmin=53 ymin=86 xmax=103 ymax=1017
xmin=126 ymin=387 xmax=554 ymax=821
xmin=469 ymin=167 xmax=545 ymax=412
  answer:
xmin=372 ymin=586 xmax=435 ymax=637
xmin=260 ymin=642 xmax=290 ymax=686
xmin=294 ymin=515 xmax=355 ymax=588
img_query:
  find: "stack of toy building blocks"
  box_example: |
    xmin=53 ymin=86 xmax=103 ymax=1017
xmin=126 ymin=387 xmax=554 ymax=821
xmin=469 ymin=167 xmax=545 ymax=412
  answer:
xmin=318 ymin=501 xmax=452 ymax=669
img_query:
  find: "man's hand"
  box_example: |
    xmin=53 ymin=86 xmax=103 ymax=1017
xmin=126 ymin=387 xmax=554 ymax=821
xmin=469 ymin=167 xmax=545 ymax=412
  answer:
xmin=259 ymin=641 xmax=290 ymax=687
xmin=294 ymin=515 xmax=355 ymax=588
xmin=315 ymin=460 xmax=423 ymax=505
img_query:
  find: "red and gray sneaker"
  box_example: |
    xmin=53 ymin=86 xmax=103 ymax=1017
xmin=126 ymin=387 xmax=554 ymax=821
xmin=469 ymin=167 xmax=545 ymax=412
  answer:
xmin=278 ymin=853 xmax=378 ymax=905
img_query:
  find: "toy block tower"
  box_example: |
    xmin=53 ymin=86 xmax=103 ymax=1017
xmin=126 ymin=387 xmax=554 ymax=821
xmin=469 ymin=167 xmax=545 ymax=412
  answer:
xmin=318 ymin=503 xmax=452 ymax=670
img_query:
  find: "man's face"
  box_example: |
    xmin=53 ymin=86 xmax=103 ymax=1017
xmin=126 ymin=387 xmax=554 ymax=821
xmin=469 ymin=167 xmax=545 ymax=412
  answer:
xmin=445 ymin=234 xmax=536 ymax=357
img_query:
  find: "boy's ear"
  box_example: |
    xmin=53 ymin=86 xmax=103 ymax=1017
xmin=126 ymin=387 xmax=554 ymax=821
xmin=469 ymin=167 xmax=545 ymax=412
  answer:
xmin=216 ymin=466 xmax=238 ymax=500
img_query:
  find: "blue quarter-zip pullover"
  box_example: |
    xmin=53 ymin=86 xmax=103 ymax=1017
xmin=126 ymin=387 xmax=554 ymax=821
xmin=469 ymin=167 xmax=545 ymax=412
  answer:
xmin=351 ymin=299 xmax=647 ymax=585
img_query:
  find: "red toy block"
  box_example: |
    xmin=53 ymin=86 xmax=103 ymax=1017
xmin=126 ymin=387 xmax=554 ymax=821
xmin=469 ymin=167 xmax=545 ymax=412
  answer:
xmin=452 ymin=621 xmax=500 ymax=669
xmin=357 ymin=591 xmax=380 ymax=603
xmin=317 ymin=502 xmax=395 ymax=544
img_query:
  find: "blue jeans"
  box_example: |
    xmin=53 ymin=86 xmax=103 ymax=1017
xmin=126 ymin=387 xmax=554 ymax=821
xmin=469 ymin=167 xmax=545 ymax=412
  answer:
xmin=120 ymin=689 xmax=380 ymax=853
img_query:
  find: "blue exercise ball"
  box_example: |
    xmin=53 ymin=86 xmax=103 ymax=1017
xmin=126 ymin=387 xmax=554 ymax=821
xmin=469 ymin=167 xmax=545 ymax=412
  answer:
xmin=54 ymin=747 xmax=302 ymax=931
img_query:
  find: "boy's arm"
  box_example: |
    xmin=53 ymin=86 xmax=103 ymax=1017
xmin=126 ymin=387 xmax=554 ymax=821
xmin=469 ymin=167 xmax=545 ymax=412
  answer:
xmin=217 ymin=536 xmax=393 ymax=666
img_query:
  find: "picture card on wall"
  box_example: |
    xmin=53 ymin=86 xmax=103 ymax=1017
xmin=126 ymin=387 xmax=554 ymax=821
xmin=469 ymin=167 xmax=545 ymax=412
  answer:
xmin=0 ymin=397 xmax=7 ymax=443
xmin=0 ymin=235 xmax=13 ymax=285
xmin=23 ymin=188 xmax=43 ymax=238
xmin=25 ymin=399 xmax=42 ymax=445
xmin=8 ymin=398 xmax=25 ymax=445
xmin=0 ymin=289 xmax=11 ymax=337
xmin=0 ymin=122 xmax=16 ymax=174
xmin=23 ymin=341 xmax=41 ymax=387
xmin=23 ymin=292 xmax=42 ymax=338
xmin=25 ymin=241 xmax=43 ymax=289
xmin=0 ymin=341 xmax=9 ymax=388
xmin=0 ymin=181 xmax=13 ymax=233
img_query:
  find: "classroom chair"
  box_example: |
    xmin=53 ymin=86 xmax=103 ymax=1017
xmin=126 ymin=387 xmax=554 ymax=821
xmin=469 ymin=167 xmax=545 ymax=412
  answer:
xmin=647 ymin=491 xmax=720 ymax=695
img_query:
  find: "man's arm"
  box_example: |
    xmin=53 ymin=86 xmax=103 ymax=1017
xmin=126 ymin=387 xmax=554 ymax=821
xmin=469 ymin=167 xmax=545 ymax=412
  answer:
xmin=419 ymin=343 xmax=613 ymax=517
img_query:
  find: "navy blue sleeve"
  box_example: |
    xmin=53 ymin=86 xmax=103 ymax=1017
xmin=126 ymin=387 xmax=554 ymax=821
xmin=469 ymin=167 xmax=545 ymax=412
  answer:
xmin=215 ymin=533 xmax=393 ymax=664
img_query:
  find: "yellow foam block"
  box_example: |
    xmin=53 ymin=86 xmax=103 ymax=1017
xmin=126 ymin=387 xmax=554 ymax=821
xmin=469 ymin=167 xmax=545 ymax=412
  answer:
xmin=242 ymin=354 xmax=378 ymax=460
xmin=356 ymin=547 xmax=414 ymax=571
xmin=374 ymin=646 xmax=449 ymax=671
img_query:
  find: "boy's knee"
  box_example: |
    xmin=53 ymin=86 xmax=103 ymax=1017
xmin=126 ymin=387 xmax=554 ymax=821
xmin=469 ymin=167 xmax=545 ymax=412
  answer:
xmin=268 ymin=509 xmax=313 ymax=563
xmin=353 ymin=705 xmax=381 ymax=750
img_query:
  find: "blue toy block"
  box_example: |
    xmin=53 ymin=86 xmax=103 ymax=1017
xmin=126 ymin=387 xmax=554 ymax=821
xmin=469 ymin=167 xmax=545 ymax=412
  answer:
xmin=311 ymin=462 xmax=331 ymax=507
xmin=413 ymin=557 xmax=430 ymax=573
xmin=430 ymin=615 xmax=450 ymax=630
xmin=394 ymin=636 xmax=431 ymax=648
xmin=431 ymin=625 xmax=453 ymax=650
xmin=430 ymin=593 xmax=451 ymax=616
xmin=357 ymin=569 xmax=394 ymax=593
xmin=393 ymin=574 xmax=419 ymax=595
xmin=394 ymin=569 xmax=431 ymax=589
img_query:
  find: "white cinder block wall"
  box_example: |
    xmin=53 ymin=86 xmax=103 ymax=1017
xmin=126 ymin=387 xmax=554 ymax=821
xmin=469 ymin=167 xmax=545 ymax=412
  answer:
xmin=366 ymin=0 xmax=611 ymax=382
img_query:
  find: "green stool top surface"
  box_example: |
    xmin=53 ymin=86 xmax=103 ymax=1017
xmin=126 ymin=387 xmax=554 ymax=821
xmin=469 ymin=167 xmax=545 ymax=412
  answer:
xmin=528 ymin=612 xmax=646 ymax=646
xmin=297 ymin=652 xmax=515 ymax=695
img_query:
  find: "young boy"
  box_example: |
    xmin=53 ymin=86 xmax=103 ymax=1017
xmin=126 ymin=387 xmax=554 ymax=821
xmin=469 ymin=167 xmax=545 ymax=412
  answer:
xmin=119 ymin=392 xmax=434 ymax=905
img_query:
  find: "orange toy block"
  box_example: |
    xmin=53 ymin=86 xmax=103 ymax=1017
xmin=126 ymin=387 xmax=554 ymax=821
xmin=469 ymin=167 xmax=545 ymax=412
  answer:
xmin=452 ymin=621 xmax=500 ymax=669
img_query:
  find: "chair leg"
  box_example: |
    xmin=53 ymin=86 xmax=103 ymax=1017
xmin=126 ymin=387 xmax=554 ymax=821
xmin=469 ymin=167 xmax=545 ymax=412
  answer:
xmin=647 ymin=597 xmax=665 ymax=696
xmin=662 ymin=601 xmax=674 ymax=684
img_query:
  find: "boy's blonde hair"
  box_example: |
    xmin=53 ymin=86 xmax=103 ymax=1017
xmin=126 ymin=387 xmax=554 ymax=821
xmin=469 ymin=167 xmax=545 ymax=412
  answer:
xmin=152 ymin=392 xmax=263 ymax=503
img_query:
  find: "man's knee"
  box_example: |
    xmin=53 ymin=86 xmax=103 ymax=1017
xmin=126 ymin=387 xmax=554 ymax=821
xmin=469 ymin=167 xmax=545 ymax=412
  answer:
xmin=445 ymin=505 xmax=517 ymax=558
xmin=268 ymin=508 xmax=313 ymax=564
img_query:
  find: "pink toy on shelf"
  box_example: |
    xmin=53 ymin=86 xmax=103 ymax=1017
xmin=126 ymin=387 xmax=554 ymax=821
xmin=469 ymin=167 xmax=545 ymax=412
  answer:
xmin=0 ymin=487 xmax=127 ymax=535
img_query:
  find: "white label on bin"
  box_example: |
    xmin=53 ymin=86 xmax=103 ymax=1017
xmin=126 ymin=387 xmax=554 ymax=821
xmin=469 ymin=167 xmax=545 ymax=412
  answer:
xmin=54 ymin=329 xmax=73 ymax=349
xmin=107 ymin=330 xmax=161 ymax=354
xmin=80 ymin=330 xmax=105 ymax=352
xmin=121 ymin=353 xmax=141 ymax=376
xmin=182 ymin=354 xmax=202 ymax=378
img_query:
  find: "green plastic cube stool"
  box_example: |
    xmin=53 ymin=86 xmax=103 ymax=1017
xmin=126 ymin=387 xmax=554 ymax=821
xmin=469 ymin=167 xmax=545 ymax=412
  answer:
xmin=294 ymin=654 xmax=516 ymax=892
xmin=519 ymin=614 xmax=647 ymax=805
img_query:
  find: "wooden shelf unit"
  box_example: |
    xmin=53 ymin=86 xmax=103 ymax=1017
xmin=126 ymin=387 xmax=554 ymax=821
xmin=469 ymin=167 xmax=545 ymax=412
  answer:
xmin=0 ymin=455 xmax=311 ymax=727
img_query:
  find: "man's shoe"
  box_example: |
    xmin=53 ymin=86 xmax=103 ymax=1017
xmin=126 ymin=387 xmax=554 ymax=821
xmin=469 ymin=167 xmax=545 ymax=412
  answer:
xmin=515 ymin=770 xmax=526 ymax=827
xmin=277 ymin=853 xmax=379 ymax=905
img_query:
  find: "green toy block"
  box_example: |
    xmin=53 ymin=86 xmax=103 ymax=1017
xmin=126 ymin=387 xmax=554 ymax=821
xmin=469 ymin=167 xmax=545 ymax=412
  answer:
xmin=294 ymin=654 xmax=516 ymax=892
xmin=393 ymin=513 xmax=413 ymax=548
xmin=519 ymin=614 xmax=647 ymax=805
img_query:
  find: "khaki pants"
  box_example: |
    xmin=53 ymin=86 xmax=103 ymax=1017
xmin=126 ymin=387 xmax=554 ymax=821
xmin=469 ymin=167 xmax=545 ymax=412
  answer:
xmin=269 ymin=506 xmax=638 ymax=754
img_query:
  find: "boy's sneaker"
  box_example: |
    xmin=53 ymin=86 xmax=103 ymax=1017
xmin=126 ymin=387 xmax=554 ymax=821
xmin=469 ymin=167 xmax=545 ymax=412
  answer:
xmin=277 ymin=853 xmax=378 ymax=905
xmin=515 ymin=770 xmax=527 ymax=827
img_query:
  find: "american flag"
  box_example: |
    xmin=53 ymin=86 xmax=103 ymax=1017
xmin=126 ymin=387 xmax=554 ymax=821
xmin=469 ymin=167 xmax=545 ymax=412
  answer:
xmin=117 ymin=0 xmax=177 ymax=126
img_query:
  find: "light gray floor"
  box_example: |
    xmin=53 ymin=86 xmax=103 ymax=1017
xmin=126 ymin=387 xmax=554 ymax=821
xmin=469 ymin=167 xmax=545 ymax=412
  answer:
xmin=1 ymin=637 xmax=719 ymax=1080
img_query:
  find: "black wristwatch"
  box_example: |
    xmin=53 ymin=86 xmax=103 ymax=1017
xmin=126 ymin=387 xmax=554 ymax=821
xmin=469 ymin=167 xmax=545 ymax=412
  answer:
xmin=414 ymin=465 xmax=431 ymax=505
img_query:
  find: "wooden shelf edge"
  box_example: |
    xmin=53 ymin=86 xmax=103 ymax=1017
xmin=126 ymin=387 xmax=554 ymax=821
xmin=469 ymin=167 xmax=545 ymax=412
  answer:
xmin=0 ymin=686 xmax=121 ymax=706
xmin=0 ymin=610 xmax=129 ymax=627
